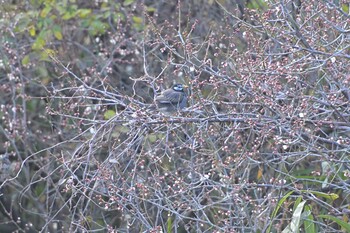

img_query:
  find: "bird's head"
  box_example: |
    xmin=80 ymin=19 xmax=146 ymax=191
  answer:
xmin=172 ymin=84 xmax=187 ymax=92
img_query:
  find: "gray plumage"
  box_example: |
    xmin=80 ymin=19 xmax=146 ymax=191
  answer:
xmin=155 ymin=84 xmax=187 ymax=112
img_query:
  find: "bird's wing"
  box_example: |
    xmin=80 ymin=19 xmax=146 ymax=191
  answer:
xmin=156 ymin=89 xmax=184 ymax=104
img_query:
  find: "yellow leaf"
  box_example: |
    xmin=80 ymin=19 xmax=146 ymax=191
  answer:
xmin=44 ymin=49 xmax=56 ymax=57
xmin=29 ymin=25 xmax=36 ymax=37
xmin=54 ymin=30 xmax=62 ymax=40
xmin=257 ymin=166 xmax=263 ymax=180
xmin=40 ymin=5 xmax=52 ymax=18
xmin=104 ymin=110 xmax=116 ymax=120
xmin=132 ymin=16 xmax=142 ymax=24
xmin=53 ymin=26 xmax=62 ymax=40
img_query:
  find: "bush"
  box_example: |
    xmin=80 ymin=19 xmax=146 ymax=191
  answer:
xmin=1 ymin=0 xmax=349 ymax=232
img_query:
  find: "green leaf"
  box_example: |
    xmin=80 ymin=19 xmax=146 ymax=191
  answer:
xmin=77 ymin=9 xmax=92 ymax=18
xmin=32 ymin=36 xmax=46 ymax=50
xmin=118 ymin=126 xmax=130 ymax=133
xmin=62 ymin=11 xmax=75 ymax=20
xmin=267 ymin=191 xmax=294 ymax=233
xmin=132 ymin=16 xmax=143 ymax=24
xmin=132 ymin=16 xmax=144 ymax=31
xmin=293 ymin=196 xmax=303 ymax=212
xmin=306 ymin=191 xmax=339 ymax=201
xmin=123 ymin=0 xmax=135 ymax=6
xmin=39 ymin=52 xmax=49 ymax=61
xmin=146 ymin=7 xmax=156 ymax=12
xmin=89 ymin=21 xmax=108 ymax=35
xmin=34 ymin=182 xmax=46 ymax=196
xmin=21 ymin=55 xmax=30 ymax=66
xmin=40 ymin=5 xmax=52 ymax=18
xmin=111 ymin=126 xmax=130 ymax=139
xmin=282 ymin=200 xmax=306 ymax=233
xmin=62 ymin=5 xmax=78 ymax=20
xmin=53 ymin=26 xmax=63 ymax=40
xmin=318 ymin=214 xmax=350 ymax=232
xmin=104 ymin=110 xmax=116 ymax=120
xmin=304 ymin=205 xmax=316 ymax=233
xmin=246 ymin=0 xmax=268 ymax=9
xmin=36 ymin=66 xmax=48 ymax=78
xmin=167 ymin=212 xmax=172 ymax=233
xmin=113 ymin=13 xmax=125 ymax=21
xmin=147 ymin=134 xmax=158 ymax=143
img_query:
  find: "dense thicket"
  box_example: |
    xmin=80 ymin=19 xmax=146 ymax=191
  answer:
xmin=1 ymin=0 xmax=349 ymax=232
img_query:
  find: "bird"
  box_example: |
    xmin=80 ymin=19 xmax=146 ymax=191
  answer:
xmin=155 ymin=84 xmax=188 ymax=112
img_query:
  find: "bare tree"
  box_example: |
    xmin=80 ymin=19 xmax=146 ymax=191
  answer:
xmin=1 ymin=0 xmax=349 ymax=232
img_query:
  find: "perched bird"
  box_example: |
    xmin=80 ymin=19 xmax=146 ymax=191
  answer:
xmin=155 ymin=84 xmax=187 ymax=112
